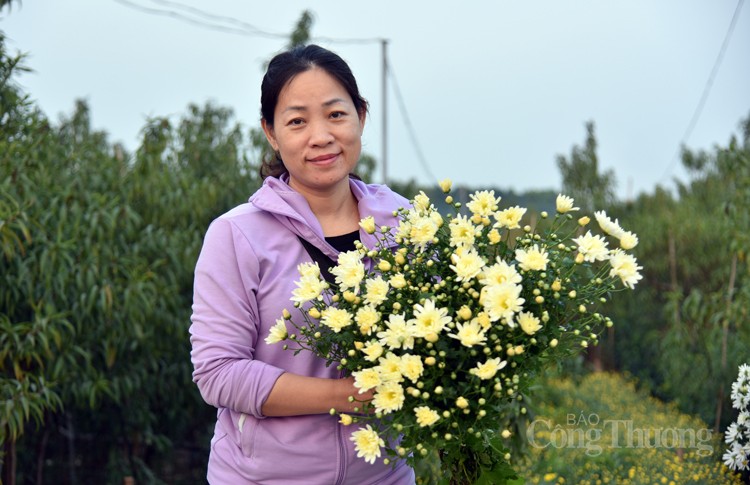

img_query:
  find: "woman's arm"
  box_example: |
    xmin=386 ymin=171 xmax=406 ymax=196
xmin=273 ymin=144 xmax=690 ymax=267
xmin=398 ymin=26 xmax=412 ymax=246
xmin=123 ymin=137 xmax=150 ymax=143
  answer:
xmin=262 ymin=374 xmax=373 ymax=416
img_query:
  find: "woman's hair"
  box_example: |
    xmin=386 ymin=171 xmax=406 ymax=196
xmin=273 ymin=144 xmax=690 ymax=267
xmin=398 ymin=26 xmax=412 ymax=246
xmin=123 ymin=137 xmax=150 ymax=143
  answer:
xmin=259 ymin=44 xmax=369 ymax=179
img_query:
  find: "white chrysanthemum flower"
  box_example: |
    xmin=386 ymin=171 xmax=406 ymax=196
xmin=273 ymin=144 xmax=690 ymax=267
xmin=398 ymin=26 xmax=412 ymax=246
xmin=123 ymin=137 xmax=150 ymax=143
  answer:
xmin=467 ymin=190 xmax=501 ymax=217
xmin=414 ymin=406 xmax=441 ymax=427
xmin=594 ymin=210 xmax=625 ymax=238
xmin=481 ymin=282 xmax=525 ymax=323
xmin=350 ymin=425 xmax=384 ymax=464
xmin=494 ymin=206 xmax=527 ymax=230
xmin=619 ymin=230 xmax=639 ymax=250
xmin=372 ymin=380 xmax=405 ymax=414
xmin=352 ymin=368 xmax=382 ymax=394
xmin=609 ymin=249 xmax=643 ymax=289
xmin=264 ymin=318 xmax=288 ymax=345
xmin=449 ymin=214 xmax=480 ymax=247
xmin=359 ymin=216 xmax=376 ymax=234
xmin=399 ymin=354 xmax=424 ymax=382
xmin=517 ymin=311 xmax=542 ymax=335
xmin=376 ymin=352 xmax=404 ymax=383
xmin=572 ymin=231 xmax=610 ymax=262
xmin=515 ymin=244 xmax=549 ymax=271
xmin=469 ymin=357 xmax=507 ymax=380
xmin=450 ymin=246 xmax=485 ymax=282
xmin=364 ymin=276 xmax=390 ymax=307
xmin=297 ymin=261 xmax=321 ymax=279
xmin=408 ymin=214 xmax=439 ymax=250
xmin=413 ymin=191 xmax=431 ymax=213
xmin=361 ymin=341 xmax=384 ymax=362
xmin=320 ymin=307 xmax=353 ymax=333
xmin=377 ymin=314 xmax=416 ymax=350
xmin=479 ymin=258 xmax=522 ymax=286
xmin=355 ymin=305 xmax=381 ymax=336
xmin=330 ymin=250 xmax=365 ymax=292
xmin=396 ymin=218 xmax=412 ymax=240
xmin=410 ymin=299 xmax=452 ymax=339
xmin=290 ymin=274 xmax=327 ymax=304
xmin=448 ymin=320 xmax=487 ymax=347
xmin=389 ymin=272 xmax=407 ymax=289
xmin=555 ymin=194 xmax=579 ymax=213
xmin=725 ymin=422 xmax=741 ymax=444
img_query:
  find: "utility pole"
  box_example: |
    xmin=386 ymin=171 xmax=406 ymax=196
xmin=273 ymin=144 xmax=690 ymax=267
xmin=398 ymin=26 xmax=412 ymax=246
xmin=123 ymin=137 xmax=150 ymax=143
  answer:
xmin=381 ymin=38 xmax=388 ymax=185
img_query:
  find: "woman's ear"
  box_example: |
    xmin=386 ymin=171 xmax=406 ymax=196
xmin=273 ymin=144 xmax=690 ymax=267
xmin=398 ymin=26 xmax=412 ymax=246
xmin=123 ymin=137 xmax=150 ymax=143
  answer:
xmin=358 ymin=110 xmax=367 ymax=134
xmin=261 ymin=119 xmax=278 ymax=151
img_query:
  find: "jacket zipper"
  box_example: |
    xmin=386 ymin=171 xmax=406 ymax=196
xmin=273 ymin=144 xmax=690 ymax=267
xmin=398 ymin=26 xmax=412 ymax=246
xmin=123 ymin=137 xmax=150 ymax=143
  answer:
xmin=333 ymin=419 xmax=346 ymax=485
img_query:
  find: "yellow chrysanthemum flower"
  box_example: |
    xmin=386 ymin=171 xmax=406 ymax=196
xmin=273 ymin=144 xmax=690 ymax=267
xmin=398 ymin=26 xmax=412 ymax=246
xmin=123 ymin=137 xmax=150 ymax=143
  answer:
xmin=572 ymin=231 xmax=610 ymax=262
xmin=408 ymin=214 xmax=439 ymax=249
xmin=414 ymin=406 xmax=440 ymax=427
xmin=364 ymin=276 xmax=390 ymax=306
xmin=264 ymin=318 xmax=288 ymax=345
xmin=481 ymin=282 xmax=525 ymax=323
xmin=377 ymin=314 xmax=416 ymax=350
xmin=372 ymin=380 xmax=405 ymax=414
xmin=466 ymin=190 xmax=501 ymax=217
xmin=448 ymin=214 xmax=480 ymax=247
xmin=469 ymin=357 xmax=506 ymax=380
xmin=413 ymin=191 xmax=431 ymax=213
xmin=331 ymin=250 xmax=366 ymax=292
xmin=361 ymin=340 xmax=384 ymax=362
xmin=594 ymin=210 xmax=625 ymax=238
xmin=450 ymin=246 xmax=485 ymax=282
xmin=320 ymin=307 xmax=353 ymax=333
xmin=494 ymin=206 xmax=527 ymax=230
xmin=389 ymin=272 xmax=407 ymax=289
xmin=619 ymin=230 xmax=639 ymax=250
xmin=352 ymin=368 xmax=382 ymax=393
xmin=555 ymin=194 xmax=579 ymax=213
xmin=479 ymin=258 xmax=522 ymax=286
xmin=448 ymin=320 xmax=487 ymax=347
xmin=515 ymin=244 xmax=549 ymax=271
xmin=355 ymin=305 xmax=381 ymax=336
xmin=297 ymin=261 xmax=321 ymax=279
xmin=517 ymin=311 xmax=542 ymax=335
xmin=290 ymin=274 xmax=327 ymax=303
xmin=399 ymin=354 xmax=424 ymax=382
xmin=609 ymin=249 xmax=643 ymax=289
xmin=410 ymin=299 xmax=452 ymax=338
xmin=375 ymin=352 xmax=404 ymax=383
xmin=350 ymin=425 xmax=384 ymax=464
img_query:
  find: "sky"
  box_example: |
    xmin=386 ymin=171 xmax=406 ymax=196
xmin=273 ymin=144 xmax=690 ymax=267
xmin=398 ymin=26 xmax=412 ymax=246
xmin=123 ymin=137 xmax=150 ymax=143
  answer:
xmin=3 ymin=0 xmax=749 ymax=200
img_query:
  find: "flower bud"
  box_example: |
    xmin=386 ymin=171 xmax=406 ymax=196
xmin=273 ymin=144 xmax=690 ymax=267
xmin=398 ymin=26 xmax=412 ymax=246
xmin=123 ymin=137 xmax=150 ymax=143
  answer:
xmin=378 ymin=260 xmax=392 ymax=272
xmin=578 ymin=216 xmax=591 ymax=226
xmin=359 ymin=216 xmax=376 ymax=234
xmin=339 ymin=414 xmax=353 ymax=425
xmin=455 ymin=397 xmax=469 ymax=409
xmin=439 ymin=178 xmax=453 ymax=193
xmin=282 ymin=308 xmax=291 ymax=319
xmin=308 ymin=308 xmax=321 ymax=319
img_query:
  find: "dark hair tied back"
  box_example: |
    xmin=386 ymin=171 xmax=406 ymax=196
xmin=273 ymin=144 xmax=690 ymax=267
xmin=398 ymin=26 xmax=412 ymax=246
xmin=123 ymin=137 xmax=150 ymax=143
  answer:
xmin=259 ymin=45 xmax=368 ymax=179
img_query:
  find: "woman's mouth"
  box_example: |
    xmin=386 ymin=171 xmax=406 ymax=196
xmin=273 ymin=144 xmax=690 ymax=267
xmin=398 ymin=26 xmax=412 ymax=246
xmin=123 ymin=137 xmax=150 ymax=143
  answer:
xmin=308 ymin=152 xmax=340 ymax=163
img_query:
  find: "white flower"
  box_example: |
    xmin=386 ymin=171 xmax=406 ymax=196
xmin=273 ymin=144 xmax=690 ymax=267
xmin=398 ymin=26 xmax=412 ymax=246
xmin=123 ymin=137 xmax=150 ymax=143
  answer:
xmin=515 ymin=244 xmax=549 ymax=271
xmin=572 ymin=231 xmax=610 ymax=262
xmin=399 ymin=354 xmax=424 ymax=382
xmin=481 ymin=282 xmax=525 ymax=323
xmin=449 ymin=214 xmax=481 ymax=247
xmin=264 ymin=318 xmax=288 ymax=344
xmin=619 ymin=230 xmax=639 ymax=250
xmin=594 ymin=210 xmax=625 ymax=238
xmin=377 ymin=314 xmax=416 ymax=350
xmin=467 ymin=190 xmax=500 ymax=217
xmin=330 ymin=250 xmax=365 ymax=292
xmin=555 ymin=194 xmax=579 ymax=213
xmin=320 ymin=308 xmax=353 ymax=333
xmin=297 ymin=261 xmax=321 ymax=279
xmin=450 ymin=246 xmax=485 ymax=282
xmin=725 ymin=422 xmax=741 ymax=444
xmin=408 ymin=213 xmax=439 ymax=250
xmin=350 ymin=425 xmax=384 ymax=464
xmin=413 ymin=191 xmax=432 ymax=212
xmin=516 ymin=311 xmax=542 ymax=335
xmin=469 ymin=357 xmax=507 ymax=380
xmin=608 ymin=249 xmax=643 ymax=289
xmin=414 ymin=406 xmax=440 ymax=427
xmin=448 ymin=320 xmax=487 ymax=347
xmin=372 ymin=380 xmax=405 ymax=414
xmin=359 ymin=216 xmax=376 ymax=234
xmin=364 ymin=276 xmax=390 ymax=307
xmin=410 ymin=299 xmax=452 ymax=339
xmin=479 ymin=258 xmax=522 ymax=286
xmin=290 ymin=275 xmax=327 ymax=303
xmin=355 ymin=305 xmax=381 ymax=336
xmin=494 ymin=206 xmax=527 ymax=230
xmin=352 ymin=368 xmax=382 ymax=393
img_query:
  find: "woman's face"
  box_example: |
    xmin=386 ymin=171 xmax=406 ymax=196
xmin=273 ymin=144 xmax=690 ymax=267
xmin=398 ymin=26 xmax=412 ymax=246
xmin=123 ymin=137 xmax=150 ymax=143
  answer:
xmin=262 ymin=68 xmax=366 ymax=196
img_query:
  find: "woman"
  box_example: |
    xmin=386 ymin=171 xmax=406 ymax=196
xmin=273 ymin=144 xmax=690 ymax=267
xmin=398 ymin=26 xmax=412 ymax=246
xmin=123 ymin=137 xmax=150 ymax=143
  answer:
xmin=190 ymin=45 xmax=416 ymax=484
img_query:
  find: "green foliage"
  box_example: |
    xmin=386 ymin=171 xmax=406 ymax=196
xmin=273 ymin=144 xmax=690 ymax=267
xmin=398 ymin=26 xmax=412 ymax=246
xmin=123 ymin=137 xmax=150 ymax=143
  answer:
xmin=516 ymin=371 xmax=743 ymax=484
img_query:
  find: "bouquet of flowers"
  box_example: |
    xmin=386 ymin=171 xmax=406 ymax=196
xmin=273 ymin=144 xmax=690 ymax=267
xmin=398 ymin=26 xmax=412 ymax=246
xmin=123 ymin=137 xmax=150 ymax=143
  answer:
xmin=267 ymin=180 xmax=642 ymax=484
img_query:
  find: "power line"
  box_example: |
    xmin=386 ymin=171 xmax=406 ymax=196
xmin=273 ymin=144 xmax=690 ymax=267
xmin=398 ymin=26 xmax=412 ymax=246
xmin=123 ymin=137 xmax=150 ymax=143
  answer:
xmin=659 ymin=0 xmax=745 ymax=183
xmin=387 ymin=61 xmax=439 ymax=185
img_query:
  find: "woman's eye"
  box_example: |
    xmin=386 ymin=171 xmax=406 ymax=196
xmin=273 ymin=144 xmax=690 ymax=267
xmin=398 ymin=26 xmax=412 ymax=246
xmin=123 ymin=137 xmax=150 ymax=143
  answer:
xmin=288 ymin=118 xmax=305 ymax=126
xmin=330 ymin=111 xmax=346 ymax=119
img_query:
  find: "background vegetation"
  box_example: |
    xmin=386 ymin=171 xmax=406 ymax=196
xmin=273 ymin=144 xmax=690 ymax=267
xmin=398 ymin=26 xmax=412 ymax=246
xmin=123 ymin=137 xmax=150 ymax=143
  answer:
xmin=2 ymin=5 xmax=749 ymax=484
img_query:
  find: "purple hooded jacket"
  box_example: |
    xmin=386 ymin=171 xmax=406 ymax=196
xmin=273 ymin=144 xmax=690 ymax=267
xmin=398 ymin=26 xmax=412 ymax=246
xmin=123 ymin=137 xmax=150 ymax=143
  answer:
xmin=190 ymin=175 xmax=416 ymax=484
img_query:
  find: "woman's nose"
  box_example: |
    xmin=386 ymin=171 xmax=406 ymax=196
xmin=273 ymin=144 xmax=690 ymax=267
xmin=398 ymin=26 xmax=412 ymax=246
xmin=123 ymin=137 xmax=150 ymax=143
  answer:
xmin=308 ymin=120 xmax=335 ymax=147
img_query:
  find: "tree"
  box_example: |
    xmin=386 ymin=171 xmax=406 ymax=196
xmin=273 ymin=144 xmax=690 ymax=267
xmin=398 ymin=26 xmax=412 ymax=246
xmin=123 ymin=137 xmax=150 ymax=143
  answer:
xmin=556 ymin=121 xmax=617 ymax=211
